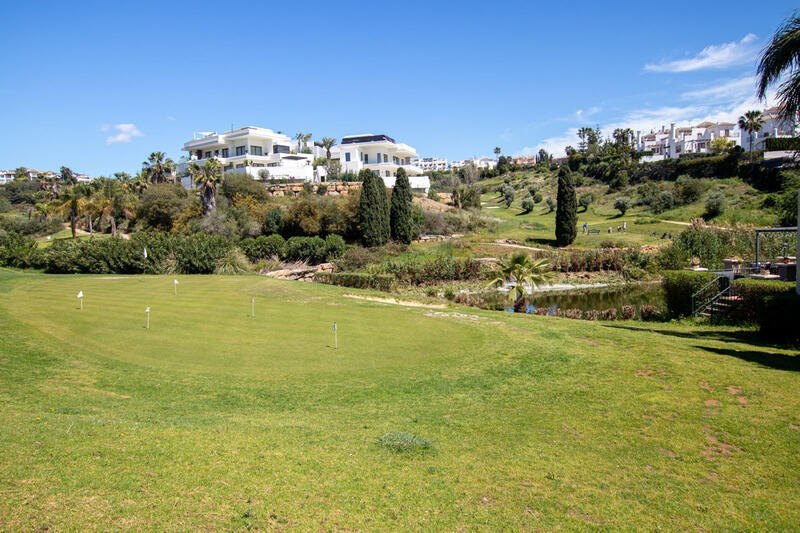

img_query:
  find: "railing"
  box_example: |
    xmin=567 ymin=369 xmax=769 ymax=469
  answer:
xmin=692 ymin=275 xmax=727 ymax=316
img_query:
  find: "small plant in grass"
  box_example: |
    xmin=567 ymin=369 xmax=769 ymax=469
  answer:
xmin=214 ymin=248 xmax=250 ymax=275
xmin=443 ymin=287 xmax=456 ymax=300
xmin=600 ymin=308 xmax=618 ymax=320
xmin=585 ymin=309 xmax=599 ymax=320
xmin=621 ymin=305 xmax=636 ymax=320
xmin=376 ymin=432 xmax=433 ymax=454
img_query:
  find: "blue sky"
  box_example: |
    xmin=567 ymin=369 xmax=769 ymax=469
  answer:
xmin=0 ymin=1 xmax=795 ymax=176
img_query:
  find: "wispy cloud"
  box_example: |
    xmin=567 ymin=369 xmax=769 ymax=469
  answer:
xmin=576 ymin=106 xmax=601 ymax=120
xmin=515 ymin=128 xmax=579 ymax=158
xmin=104 ymin=123 xmax=144 ymax=145
xmin=644 ymin=34 xmax=758 ymax=73
xmin=680 ymin=75 xmax=756 ymax=102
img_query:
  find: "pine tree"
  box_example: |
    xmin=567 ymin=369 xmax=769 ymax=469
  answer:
xmin=555 ymin=165 xmax=577 ymax=246
xmin=390 ymin=168 xmax=414 ymax=244
xmin=358 ymin=169 xmax=390 ymax=247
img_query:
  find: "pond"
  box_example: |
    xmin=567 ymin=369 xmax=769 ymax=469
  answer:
xmin=477 ymin=282 xmax=665 ymax=315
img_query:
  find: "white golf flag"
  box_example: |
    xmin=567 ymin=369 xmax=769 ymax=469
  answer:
xmin=77 ymin=291 xmax=83 ymax=298
xmin=333 ymin=322 xmax=337 ymax=331
xmin=145 ymin=306 xmax=150 ymax=313
xmin=174 ymin=279 xmax=178 ymax=285
xmin=143 ymin=247 xmax=148 ymax=259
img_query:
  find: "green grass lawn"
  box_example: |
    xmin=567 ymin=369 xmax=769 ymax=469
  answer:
xmin=35 ymin=228 xmax=112 ymax=248
xmin=1 ymin=270 xmax=799 ymax=530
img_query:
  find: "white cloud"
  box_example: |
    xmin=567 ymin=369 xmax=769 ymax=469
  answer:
xmin=576 ymin=106 xmax=601 ymax=119
xmin=105 ymin=123 xmax=144 ymax=145
xmin=515 ymin=128 xmax=579 ymax=158
xmin=680 ymin=75 xmax=756 ymax=102
xmin=645 ymin=34 xmax=758 ymax=73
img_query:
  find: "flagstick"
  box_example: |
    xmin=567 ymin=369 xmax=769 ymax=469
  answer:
xmin=146 ymin=307 xmax=150 ymax=331
xmin=334 ymin=322 xmax=338 ymax=350
xmin=251 ymin=297 xmax=255 ymax=319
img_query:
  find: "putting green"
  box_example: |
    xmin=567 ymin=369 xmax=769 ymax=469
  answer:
xmin=6 ymin=274 xmax=493 ymax=378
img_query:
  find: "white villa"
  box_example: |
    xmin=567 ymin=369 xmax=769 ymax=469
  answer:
xmin=330 ymin=134 xmax=430 ymax=193
xmin=450 ymin=157 xmax=497 ymax=170
xmin=178 ymin=126 xmax=315 ymax=183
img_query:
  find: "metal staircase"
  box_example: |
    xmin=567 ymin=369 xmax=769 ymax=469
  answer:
xmin=691 ymin=274 xmax=742 ymax=318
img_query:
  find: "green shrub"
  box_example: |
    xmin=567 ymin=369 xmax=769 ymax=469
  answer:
xmin=614 ymin=197 xmax=631 ymax=215
xmin=240 ymin=234 xmax=286 ymax=261
xmin=314 ymin=271 xmax=395 ymax=292
xmin=0 ymin=231 xmax=41 ymax=269
xmin=655 ymin=244 xmax=690 ymax=270
xmin=323 ymin=234 xmax=346 ymax=261
xmin=663 ymin=270 xmax=716 ymax=318
xmin=285 ymin=236 xmax=327 ymax=263
xmin=521 ymin=195 xmax=535 ymax=213
xmin=764 ymin=137 xmax=800 ymax=151
xmin=731 ymin=279 xmax=795 ymax=323
xmin=705 ymin=191 xmax=727 ymax=217
xmin=214 ymin=248 xmax=250 ymax=275
xmin=386 ymin=257 xmax=485 ymax=285
xmin=758 ymin=292 xmax=800 ymax=344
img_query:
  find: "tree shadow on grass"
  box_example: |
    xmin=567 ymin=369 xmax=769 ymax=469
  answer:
xmin=694 ymin=345 xmax=800 ymax=372
xmin=603 ymin=323 xmax=800 ymax=372
xmin=525 ymin=237 xmax=560 ymax=247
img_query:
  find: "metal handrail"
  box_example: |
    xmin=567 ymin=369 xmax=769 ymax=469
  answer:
xmin=691 ymin=275 xmax=724 ymax=315
xmin=694 ymin=285 xmax=731 ymax=316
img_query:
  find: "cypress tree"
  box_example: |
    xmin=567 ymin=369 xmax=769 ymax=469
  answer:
xmin=555 ymin=164 xmax=577 ymax=246
xmin=358 ymin=169 xmax=390 ymax=247
xmin=390 ymin=167 xmax=414 ymax=244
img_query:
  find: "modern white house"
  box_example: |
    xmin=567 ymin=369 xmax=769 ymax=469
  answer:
xmin=330 ymin=134 xmax=430 ymax=193
xmin=178 ymin=126 xmax=315 ymax=183
xmin=0 ymin=170 xmax=15 ymax=184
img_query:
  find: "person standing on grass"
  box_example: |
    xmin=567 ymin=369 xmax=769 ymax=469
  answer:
xmin=583 ymin=222 xmax=587 ymax=233
xmin=623 ymin=221 xmax=627 ymax=231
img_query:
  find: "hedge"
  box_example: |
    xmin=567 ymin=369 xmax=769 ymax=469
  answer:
xmin=759 ymin=292 xmax=800 ymax=344
xmin=764 ymin=137 xmax=800 ymax=152
xmin=663 ymin=270 xmax=716 ymax=318
xmin=314 ymin=271 xmax=395 ymax=292
xmin=731 ymin=278 xmax=796 ymax=322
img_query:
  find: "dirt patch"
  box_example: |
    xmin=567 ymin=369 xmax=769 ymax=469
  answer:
xmin=790 ymin=423 xmax=799 ymax=432
xmin=726 ymin=386 xmax=742 ymax=395
xmin=577 ymin=337 xmax=601 ymax=347
xmin=635 ymin=369 xmax=653 ymax=377
xmin=344 ymin=294 xmax=446 ymax=309
xmin=702 ymin=426 xmax=742 ymax=458
xmin=659 ymin=448 xmax=678 ymax=458
xmin=737 ymin=396 xmax=748 ymax=406
xmin=699 ymin=381 xmax=713 ymax=392
xmin=704 ymin=399 xmax=722 ymax=407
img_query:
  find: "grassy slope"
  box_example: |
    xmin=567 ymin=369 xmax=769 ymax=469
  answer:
xmin=0 ymin=270 xmax=798 ymax=530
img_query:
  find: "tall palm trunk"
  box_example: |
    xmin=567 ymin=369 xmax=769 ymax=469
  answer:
xmin=202 ymin=188 xmax=216 ymax=216
xmin=110 ymin=215 xmax=116 ymax=237
xmin=70 ymin=214 xmax=77 ymax=239
xmin=750 ymin=132 xmax=754 ymax=164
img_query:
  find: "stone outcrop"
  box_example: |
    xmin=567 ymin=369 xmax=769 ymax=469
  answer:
xmin=266 ymin=182 xmax=362 ymax=197
xmin=264 ymin=262 xmax=334 ymax=282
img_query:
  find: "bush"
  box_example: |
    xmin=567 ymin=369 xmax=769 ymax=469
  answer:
xmin=584 ymin=310 xmax=599 ymax=320
xmin=214 ymin=248 xmax=250 ymax=275
xmin=731 ymin=279 xmax=795 ymax=323
xmin=639 ymin=305 xmax=661 ymax=321
xmin=221 ymin=172 xmax=268 ymax=201
xmin=0 ymin=195 xmax=11 ymax=213
xmin=386 ymin=256 xmax=485 ymax=285
xmin=600 ymin=308 xmax=618 ymax=320
xmin=705 ymin=191 xmax=727 ymax=217
xmin=655 ymin=243 xmax=690 ymax=270
xmin=0 ymin=231 xmax=42 ymax=268
xmin=758 ymin=293 xmax=800 ymax=344
xmin=652 ymin=191 xmax=675 ymax=214
xmin=239 ymin=234 xmax=287 ymax=261
xmin=674 ymin=175 xmax=705 ymax=204
xmin=285 ymin=236 xmax=327 ymax=263
xmin=324 ymin=234 xmax=346 ymax=261
xmin=521 ymin=195 xmax=535 ymax=213
xmin=578 ymin=192 xmax=594 ymax=211
xmin=314 ymin=271 xmax=395 ymax=292
xmin=764 ymin=137 xmax=800 ymax=151
xmin=138 ymin=183 xmax=191 ymax=231
xmin=563 ymin=308 xmax=583 ymax=319
xmin=663 ymin=270 xmax=716 ymax=318
xmin=621 ymin=305 xmax=636 ymax=320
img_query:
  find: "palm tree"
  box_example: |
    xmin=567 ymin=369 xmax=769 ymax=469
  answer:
xmin=486 ymin=253 xmax=553 ymax=312
xmin=91 ymin=178 xmax=135 ymax=237
xmin=142 ymin=152 xmax=175 ymax=184
xmin=757 ymin=12 xmax=800 ymax=121
xmin=321 ymin=137 xmax=337 ymax=160
xmin=302 ymin=133 xmax=312 ymax=151
xmin=738 ymin=110 xmax=764 ymax=163
xmin=189 ymin=158 xmax=223 ymax=216
xmin=55 ymin=185 xmax=89 ymax=239
xmin=494 ymin=146 xmax=501 ymax=160
xmin=295 ymin=132 xmax=304 ymax=153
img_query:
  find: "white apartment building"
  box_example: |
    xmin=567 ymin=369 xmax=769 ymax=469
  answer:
xmin=636 ymin=121 xmax=741 ymax=162
xmin=179 ymin=126 xmax=315 ymax=183
xmin=413 ymin=157 xmax=448 ymax=172
xmin=450 ymin=157 xmax=497 ymax=170
xmin=331 ymin=134 xmax=430 ymax=193
xmin=0 ymin=170 xmax=13 ymax=184
xmin=742 ymin=106 xmax=796 ymax=151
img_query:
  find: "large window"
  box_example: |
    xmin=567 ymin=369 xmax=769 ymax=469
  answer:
xmin=345 ymin=152 xmax=350 ymax=162
xmin=250 ymin=146 xmax=262 ymax=156
xmin=236 ymin=146 xmax=246 ymax=156
xmin=204 ymin=151 xmax=211 ymax=159
xmin=363 ymin=153 xmax=369 ymax=163
xmin=383 ymin=154 xmax=388 ymax=163
xmin=222 ymin=148 xmax=229 ymax=158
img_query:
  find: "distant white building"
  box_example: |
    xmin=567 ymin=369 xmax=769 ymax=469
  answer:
xmin=742 ymin=106 xmax=796 ymax=151
xmin=636 ymin=121 xmax=741 ymax=162
xmin=331 ymin=134 xmax=430 ymax=193
xmin=450 ymin=157 xmax=496 ymax=170
xmin=413 ymin=157 xmax=448 ymax=172
xmin=179 ymin=126 xmax=315 ymax=183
